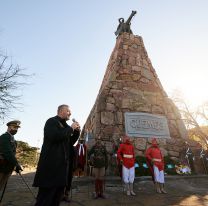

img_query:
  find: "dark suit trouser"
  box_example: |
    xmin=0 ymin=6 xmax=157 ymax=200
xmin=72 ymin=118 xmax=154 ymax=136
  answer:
xmin=65 ymin=168 xmax=73 ymax=192
xmin=0 ymin=172 xmax=11 ymax=191
xmin=34 ymin=187 xmax=64 ymax=206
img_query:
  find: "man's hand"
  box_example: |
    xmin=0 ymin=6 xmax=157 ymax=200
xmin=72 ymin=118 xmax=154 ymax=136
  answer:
xmin=71 ymin=122 xmax=80 ymax=131
xmin=15 ymin=164 xmax=23 ymax=174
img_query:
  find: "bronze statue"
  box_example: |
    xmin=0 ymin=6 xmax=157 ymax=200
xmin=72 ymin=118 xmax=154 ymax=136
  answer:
xmin=115 ymin=10 xmax=137 ymax=37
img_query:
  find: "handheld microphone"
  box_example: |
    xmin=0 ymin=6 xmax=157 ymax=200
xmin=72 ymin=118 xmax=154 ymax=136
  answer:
xmin=72 ymin=118 xmax=80 ymax=131
xmin=72 ymin=118 xmax=76 ymax=123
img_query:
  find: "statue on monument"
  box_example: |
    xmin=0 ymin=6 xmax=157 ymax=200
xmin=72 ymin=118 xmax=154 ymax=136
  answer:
xmin=115 ymin=10 xmax=137 ymax=37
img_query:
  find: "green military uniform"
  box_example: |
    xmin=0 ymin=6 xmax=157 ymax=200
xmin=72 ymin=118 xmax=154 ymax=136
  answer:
xmin=0 ymin=132 xmax=18 ymax=173
xmin=88 ymin=140 xmax=108 ymax=198
xmin=88 ymin=144 xmax=108 ymax=169
xmin=0 ymin=120 xmax=21 ymax=192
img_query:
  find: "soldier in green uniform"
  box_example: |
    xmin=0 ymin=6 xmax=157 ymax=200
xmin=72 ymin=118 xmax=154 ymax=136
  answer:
xmin=0 ymin=120 xmax=23 ymax=191
xmin=88 ymin=136 xmax=108 ymax=199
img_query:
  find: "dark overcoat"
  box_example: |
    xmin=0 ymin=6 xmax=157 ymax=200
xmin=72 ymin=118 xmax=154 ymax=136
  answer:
xmin=0 ymin=132 xmax=18 ymax=173
xmin=33 ymin=116 xmax=79 ymax=187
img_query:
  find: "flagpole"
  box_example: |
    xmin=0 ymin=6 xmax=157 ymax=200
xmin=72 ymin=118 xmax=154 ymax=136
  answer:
xmin=85 ymin=130 xmax=89 ymax=176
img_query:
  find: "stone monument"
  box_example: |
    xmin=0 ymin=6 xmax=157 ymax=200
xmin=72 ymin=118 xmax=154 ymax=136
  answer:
xmin=81 ymin=12 xmax=203 ymax=173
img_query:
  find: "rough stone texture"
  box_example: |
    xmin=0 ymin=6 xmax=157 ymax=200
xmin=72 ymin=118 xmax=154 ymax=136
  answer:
xmin=81 ymin=33 xmax=203 ymax=173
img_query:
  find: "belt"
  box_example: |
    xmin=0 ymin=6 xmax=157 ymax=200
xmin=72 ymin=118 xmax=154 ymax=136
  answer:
xmin=123 ymin=154 xmax=133 ymax=158
xmin=153 ymin=158 xmax=162 ymax=162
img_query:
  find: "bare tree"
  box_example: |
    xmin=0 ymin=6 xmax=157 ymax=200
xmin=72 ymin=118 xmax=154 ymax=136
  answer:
xmin=0 ymin=53 xmax=31 ymax=119
xmin=171 ymin=89 xmax=208 ymax=145
xmin=197 ymin=101 xmax=208 ymax=122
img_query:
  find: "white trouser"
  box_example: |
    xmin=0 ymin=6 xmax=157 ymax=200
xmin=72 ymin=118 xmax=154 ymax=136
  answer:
xmin=153 ymin=165 xmax=165 ymax=183
xmin=122 ymin=165 xmax=135 ymax=184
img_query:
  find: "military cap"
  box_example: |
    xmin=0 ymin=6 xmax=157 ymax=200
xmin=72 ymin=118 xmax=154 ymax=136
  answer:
xmin=6 ymin=120 xmax=21 ymax=128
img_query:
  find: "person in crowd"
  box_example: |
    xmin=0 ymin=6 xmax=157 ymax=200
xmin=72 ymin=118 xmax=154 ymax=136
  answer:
xmin=75 ymin=138 xmax=87 ymax=177
xmin=88 ymin=135 xmax=108 ymax=199
xmin=183 ymin=141 xmax=195 ymax=173
xmin=145 ymin=138 xmax=167 ymax=194
xmin=33 ymin=104 xmax=80 ymax=206
xmin=117 ymin=135 xmax=136 ymax=196
xmin=0 ymin=120 xmax=23 ymax=194
xmin=195 ymin=142 xmax=208 ymax=174
xmin=110 ymin=138 xmax=121 ymax=176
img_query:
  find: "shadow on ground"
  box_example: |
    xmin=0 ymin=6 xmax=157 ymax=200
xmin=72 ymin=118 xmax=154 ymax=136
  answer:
xmin=1 ymin=172 xmax=208 ymax=206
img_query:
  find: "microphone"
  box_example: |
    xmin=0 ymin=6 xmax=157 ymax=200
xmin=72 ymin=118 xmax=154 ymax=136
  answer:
xmin=72 ymin=118 xmax=80 ymax=131
xmin=72 ymin=118 xmax=76 ymax=123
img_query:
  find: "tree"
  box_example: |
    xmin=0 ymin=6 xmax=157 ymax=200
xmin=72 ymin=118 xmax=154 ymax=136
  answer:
xmin=0 ymin=52 xmax=31 ymax=119
xmin=197 ymin=101 xmax=208 ymax=122
xmin=171 ymin=90 xmax=208 ymax=146
xmin=16 ymin=140 xmax=39 ymax=167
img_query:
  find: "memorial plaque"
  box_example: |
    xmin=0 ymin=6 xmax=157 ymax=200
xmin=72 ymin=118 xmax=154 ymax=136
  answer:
xmin=125 ymin=112 xmax=170 ymax=138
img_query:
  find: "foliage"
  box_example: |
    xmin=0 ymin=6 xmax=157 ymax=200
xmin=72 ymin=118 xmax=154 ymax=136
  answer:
xmin=135 ymin=155 xmax=178 ymax=176
xmin=135 ymin=156 xmax=151 ymax=176
xmin=164 ymin=155 xmax=177 ymax=175
xmin=171 ymin=90 xmax=208 ymax=146
xmin=188 ymin=126 xmax=208 ymax=149
xmin=16 ymin=140 xmax=39 ymax=167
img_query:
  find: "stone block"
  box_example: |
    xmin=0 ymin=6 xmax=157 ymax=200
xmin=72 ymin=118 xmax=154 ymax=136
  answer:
xmin=101 ymin=112 xmax=114 ymax=125
xmin=134 ymin=138 xmax=147 ymax=151
xmin=168 ymin=150 xmax=180 ymax=157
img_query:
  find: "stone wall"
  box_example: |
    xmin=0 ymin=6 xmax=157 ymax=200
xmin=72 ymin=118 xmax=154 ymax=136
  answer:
xmin=81 ymin=33 xmax=198 ymax=166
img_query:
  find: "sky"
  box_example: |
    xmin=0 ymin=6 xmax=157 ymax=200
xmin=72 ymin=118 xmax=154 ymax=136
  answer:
xmin=0 ymin=1 xmax=208 ymax=148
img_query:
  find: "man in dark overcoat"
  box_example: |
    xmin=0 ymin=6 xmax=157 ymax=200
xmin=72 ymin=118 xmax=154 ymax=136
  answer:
xmin=0 ymin=120 xmax=23 ymax=194
xmin=33 ymin=104 xmax=80 ymax=206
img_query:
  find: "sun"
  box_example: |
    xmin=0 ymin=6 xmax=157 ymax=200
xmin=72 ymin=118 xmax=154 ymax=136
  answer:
xmin=165 ymin=71 xmax=208 ymax=109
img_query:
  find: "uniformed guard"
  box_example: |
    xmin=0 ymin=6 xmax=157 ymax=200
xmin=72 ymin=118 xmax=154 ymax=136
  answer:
xmin=88 ymin=136 xmax=108 ymax=199
xmin=75 ymin=138 xmax=87 ymax=177
xmin=117 ymin=135 xmax=136 ymax=196
xmin=184 ymin=141 xmax=195 ymax=173
xmin=145 ymin=138 xmax=167 ymax=194
xmin=0 ymin=120 xmax=23 ymax=199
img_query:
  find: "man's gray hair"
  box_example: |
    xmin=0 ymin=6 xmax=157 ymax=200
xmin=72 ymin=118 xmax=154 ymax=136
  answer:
xmin=57 ymin=104 xmax=69 ymax=114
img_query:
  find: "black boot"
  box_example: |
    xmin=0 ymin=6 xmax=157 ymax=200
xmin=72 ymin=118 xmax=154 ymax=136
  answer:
xmin=94 ymin=179 xmax=99 ymax=199
xmin=61 ymin=190 xmax=71 ymax=202
xmin=99 ymin=180 xmax=106 ymax=199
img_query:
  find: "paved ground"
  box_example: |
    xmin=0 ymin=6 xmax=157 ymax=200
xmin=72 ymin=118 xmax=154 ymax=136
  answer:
xmin=1 ymin=172 xmax=208 ymax=206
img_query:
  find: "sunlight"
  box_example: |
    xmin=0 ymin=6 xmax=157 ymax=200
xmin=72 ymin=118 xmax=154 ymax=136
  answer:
xmin=167 ymin=72 xmax=208 ymax=109
xmin=174 ymin=194 xmax=208 ymax=206
xmin=182 ymin=86 xmax=207 ymax=108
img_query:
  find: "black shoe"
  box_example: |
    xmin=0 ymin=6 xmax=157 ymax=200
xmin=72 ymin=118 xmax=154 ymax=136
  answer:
xmin=94 ymin=193 xmax=99 ymax=199
xmin=61 ymin=195 xmax=71 ymax=203
xmin=99 ymin=194 xmax=106 ymax=199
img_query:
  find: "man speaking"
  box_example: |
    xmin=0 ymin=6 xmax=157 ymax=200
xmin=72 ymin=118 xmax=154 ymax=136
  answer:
xmin=33 ymin=104 xmax=80 ymax=206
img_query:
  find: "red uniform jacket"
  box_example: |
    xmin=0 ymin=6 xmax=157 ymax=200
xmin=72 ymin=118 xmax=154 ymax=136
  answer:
xmin=145 ymin=146 xmax=164 ymax=171
xmin=117 ymin=141 xmax=135 ymax=169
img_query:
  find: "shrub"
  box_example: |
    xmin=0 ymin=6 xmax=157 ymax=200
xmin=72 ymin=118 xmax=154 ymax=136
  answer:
xmin=135 ymin=156 xmax=152 ymax=176
xmin=135 ymin=155 xmax=178 ymax=176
